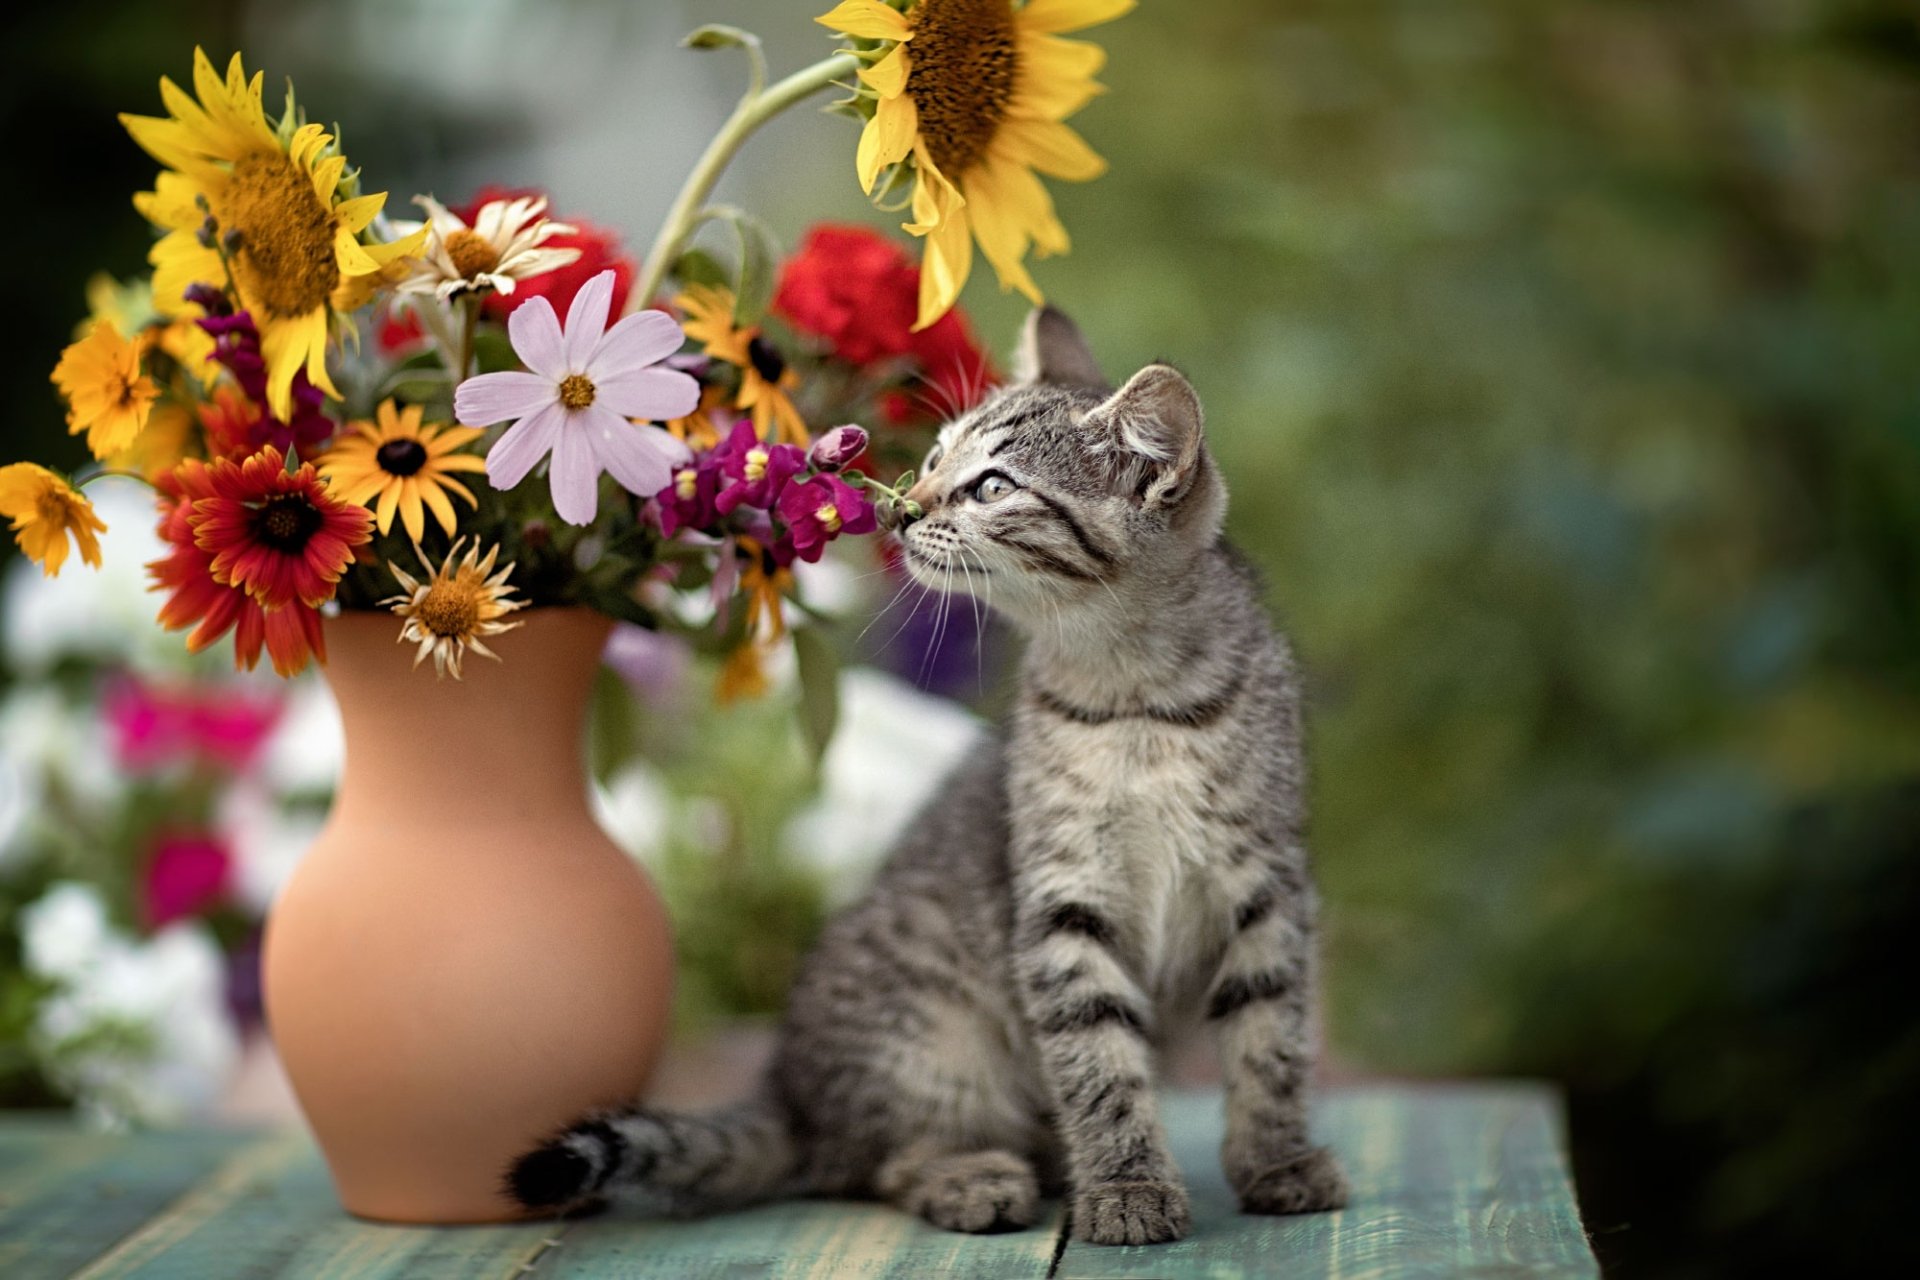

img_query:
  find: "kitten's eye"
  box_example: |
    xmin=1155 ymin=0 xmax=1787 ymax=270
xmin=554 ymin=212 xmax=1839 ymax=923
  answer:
xmin=924 ymin=445 xmax=946 ymax=473
xmin=972 ymin=473 xmax=1019 ymax=504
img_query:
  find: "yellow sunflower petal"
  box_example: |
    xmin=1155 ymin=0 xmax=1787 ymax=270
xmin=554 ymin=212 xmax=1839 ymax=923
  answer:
xmin=857 ymin=92 xmax=919 ymax=194
xmin=915 ymin=201 xmax=973 ymax=331
xmin=962 ymin=162 xmax=1044 ymax=305
xmin=1020 ymin=33 xmax=1108 ymax=83
xmin=1017 ymin=0 xmax=1136 ymax=35
xmin=860 ymin=43 xmax=911 ymax=97
xmin=816 ymin=0 xmax=913 ymax=42
xmin=994 ymin=117 xmax=1107 ymax=181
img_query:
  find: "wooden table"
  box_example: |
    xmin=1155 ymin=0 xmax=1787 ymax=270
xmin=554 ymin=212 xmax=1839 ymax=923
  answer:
xmin=0 ymin=1083 xmax=1598 ymax=1278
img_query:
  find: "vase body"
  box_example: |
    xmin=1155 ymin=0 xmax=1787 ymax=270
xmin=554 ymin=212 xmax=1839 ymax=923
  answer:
xmin=263 ymin=607 xmax=674 ymax=1223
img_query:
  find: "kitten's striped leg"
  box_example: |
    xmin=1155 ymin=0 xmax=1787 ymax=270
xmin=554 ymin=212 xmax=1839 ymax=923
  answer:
xmin=1013 ymin=876 xmax=1191 ymax=1246
xmin=1208 ymin=862 xmax=1348 ymax=1216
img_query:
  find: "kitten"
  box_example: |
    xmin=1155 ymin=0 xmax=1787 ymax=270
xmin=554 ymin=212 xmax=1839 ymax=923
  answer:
xmin=506 ymin=307 xmax=1348 ymax=1246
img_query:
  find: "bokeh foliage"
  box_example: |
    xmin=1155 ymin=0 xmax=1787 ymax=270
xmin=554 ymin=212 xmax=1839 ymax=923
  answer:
xmin=4 ymin=1 xmax=1918 ymax=1274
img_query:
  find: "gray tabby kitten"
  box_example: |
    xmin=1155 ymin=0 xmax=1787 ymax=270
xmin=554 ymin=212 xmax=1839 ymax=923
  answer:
xmin=507 ymin=308 xmax=1348 ymax=1246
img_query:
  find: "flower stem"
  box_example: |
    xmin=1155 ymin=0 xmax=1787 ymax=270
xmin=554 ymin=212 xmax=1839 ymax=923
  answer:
xmin=626 ymin=51 xmax=861 ymax=318
xmin=75 ymin=468 xmax=158 ymax=493
xmin=457 ymin=294 xmax=481 ymax=381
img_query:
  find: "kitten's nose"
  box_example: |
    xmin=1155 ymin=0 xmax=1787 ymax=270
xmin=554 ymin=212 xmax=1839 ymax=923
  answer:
xmin=904 ymin=476 xmax=939 ymax=512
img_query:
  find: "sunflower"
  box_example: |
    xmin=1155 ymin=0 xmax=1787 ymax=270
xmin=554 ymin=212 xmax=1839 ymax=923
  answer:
xmin=383 ymin=538 xmax=527 ymax=679
xmin=120 ymin=49 xmax=427 ymax=420
xmin=318 ymin=400 xmax=486 ymax=542
xmin=50 ymin=322 xmax=158 ymax=460
xmin=0 ymin=464 xmax=108 ymax=578
xmin=676 ymin=284 xmax=810 ymax=446
xmin=816 ymin=0 xmax=1128 ymax=329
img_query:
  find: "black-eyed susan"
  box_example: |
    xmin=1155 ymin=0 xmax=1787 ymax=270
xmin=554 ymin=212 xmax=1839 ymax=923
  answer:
xmin=120 ymin=49 xmax=427 ymax=420
xmin=318 ymin=401 xmax=487 ymax=542
xmin=816 ymin=0 xmax=1129 ymax=329
xmin=50 ymin=322 xmax=158 ymax=460
xmin=0 ymin=464 xmax=108 ymax=577
xmin=676 ymin=284 xmax=810 ymax=447
xmin=383 ymin=538 xmax=527 ymax=680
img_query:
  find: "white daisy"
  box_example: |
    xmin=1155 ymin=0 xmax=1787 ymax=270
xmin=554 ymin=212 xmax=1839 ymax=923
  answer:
xmin=393 ymin=194 xmax=583 ymax=301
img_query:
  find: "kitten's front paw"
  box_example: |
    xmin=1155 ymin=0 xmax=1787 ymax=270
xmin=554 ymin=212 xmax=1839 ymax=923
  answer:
xmin=1235 ymin=1145 xmax=1349 ymax=1216
xmin=1074 ymin=1179 xmax=1192 ymax=1246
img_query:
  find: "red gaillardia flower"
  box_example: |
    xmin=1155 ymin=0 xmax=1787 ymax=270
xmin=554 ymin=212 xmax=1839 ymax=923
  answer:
xmin=149 ymin=460 xmax=329 ymax=677
xmin=188 ymin=446 xmax=373 ymax=610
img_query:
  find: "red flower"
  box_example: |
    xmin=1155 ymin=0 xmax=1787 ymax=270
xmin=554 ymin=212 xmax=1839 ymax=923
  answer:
xmin=149 ymin=461 xmax=330 ymax=677
xmin=775 ymin=224 xmax=919 ymax=366
xmin=457 ymin=185 xmax=638 ymax=321
xmin=774 ymin=224 xmax=995 ymax=425
xmin=188 ymin=446 xmax=372 ymax=610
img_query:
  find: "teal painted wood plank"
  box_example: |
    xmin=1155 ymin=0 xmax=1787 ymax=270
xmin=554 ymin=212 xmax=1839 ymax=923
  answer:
xmin=0 ymin=1122 xmax=252 ymax=1280
xmin=71 ymin=1130 xmax=556 ymax=1280
xmin=1052 ymin=1083 xmax=1598 ymax=1280
xmin=548 ymin=1195 xmax=1064 ymax=1279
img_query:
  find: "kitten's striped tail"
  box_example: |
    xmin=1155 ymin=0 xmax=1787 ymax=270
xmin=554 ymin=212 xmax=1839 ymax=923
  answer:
xmin=506 ymin=1097 xmax=798 ymax=1215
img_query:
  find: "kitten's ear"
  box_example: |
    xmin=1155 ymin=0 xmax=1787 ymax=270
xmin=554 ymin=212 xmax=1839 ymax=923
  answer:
xmin=1014 ymin=306 xmax=1106 ymax=389
xmin=1083 ymin=364 xmax=1205 ymax=509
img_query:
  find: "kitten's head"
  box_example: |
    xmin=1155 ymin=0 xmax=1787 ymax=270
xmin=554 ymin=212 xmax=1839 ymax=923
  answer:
xmin=893 ymin=307 xmax=1224 ymax=627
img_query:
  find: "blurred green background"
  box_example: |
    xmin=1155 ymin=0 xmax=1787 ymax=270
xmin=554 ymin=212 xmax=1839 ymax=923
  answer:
xmin=5 ymin=1 xmax=1919 ymax=1273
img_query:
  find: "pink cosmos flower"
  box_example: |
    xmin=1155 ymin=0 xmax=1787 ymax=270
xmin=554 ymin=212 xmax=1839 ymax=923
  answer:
xmin=454 ymin=269 xmax=700 ymax=525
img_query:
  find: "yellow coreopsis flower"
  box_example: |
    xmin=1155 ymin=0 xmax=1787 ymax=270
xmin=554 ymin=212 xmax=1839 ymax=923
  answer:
xmin=50 ymin=322 xmax=158 ymax=460
xmin=676 ymin=284 xmax=810 ymax=447
xmin=0 ymin=464 xmax=108 ymax=577
xmin=84 ymin=272 xmax=215 ymax=372
xmin=817 ymin=0 xmax=1130 ymax=329
xmin=120 ymin=49 xmax=428 ymax=420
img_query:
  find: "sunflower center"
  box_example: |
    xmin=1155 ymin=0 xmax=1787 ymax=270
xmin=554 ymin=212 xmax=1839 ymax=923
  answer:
xmin=417 ymin=575 xmax=483 ymax=638
xmin=376 ymin=438 xmax=430 ymax=477
xmin=906 ymin=0 xmax=1019 ymax=177
xmin=560 ymin=374 xmax=596 ymax=409
xmin=252 ymin=495 xmax=324 ymax=553
xmin=747 ymin=335 xmax=787 ymax=383
xmin=444 ymin=228 xmax=502 ymax=280
xmin=222 ymin=150 xmax=341 ymax=320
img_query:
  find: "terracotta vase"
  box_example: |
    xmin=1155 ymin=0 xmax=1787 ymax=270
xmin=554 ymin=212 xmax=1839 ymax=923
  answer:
xmin=263 ymin=607 xmax=675 ymax=1223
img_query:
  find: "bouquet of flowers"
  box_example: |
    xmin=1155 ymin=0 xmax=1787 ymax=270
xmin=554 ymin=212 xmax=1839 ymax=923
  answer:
xmin=1 ymin=1 xmax=1128 ymax=706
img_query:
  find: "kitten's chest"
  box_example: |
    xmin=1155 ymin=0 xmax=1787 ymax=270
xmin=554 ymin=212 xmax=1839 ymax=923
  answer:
xmin=1016 ymin=718 xmax=1248 ymax=1003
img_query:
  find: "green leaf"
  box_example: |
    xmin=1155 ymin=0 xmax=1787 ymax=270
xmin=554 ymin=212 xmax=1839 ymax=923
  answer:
xmin=672 ymin=247 xmax=731 ymax=292
xmin=697 ymin=206 xmax=783 ymax=327
xmin=791 ymin=627 xmax=841 ymax=768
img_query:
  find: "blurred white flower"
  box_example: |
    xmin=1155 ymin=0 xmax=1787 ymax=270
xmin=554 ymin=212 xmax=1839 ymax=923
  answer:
xmin=0 ymin=686 xmax=126 ymax=810
xmin=34 ymin=921 xmax=240 ymax=1130
xmin=20 ymin=881 xmax=113 ymax=983
xmin=0 ymin=476 xmax=178 ymax=676
xmin=593 ymin=761 xmax=671 ymax=867
xmin=219 ymin=782 xmax=325 ymax=915
xmin=784 ymin=667 xmax=981 ymax=904
xmin=0 ymin=748 xmax=34 ymax=870
xmin=259 ymin=676 xmax=344 ymax=796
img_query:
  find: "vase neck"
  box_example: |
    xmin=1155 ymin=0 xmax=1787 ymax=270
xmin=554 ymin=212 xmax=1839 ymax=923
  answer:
xmin=320 ymin=609 xmax=614 ymax=834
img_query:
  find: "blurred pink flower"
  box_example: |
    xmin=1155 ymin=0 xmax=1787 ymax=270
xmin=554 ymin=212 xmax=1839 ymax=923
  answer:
xmin=142 ymin=833 xmax=233 ymax=927
xmin=106 ymin=679 xmax=282 ymax=773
